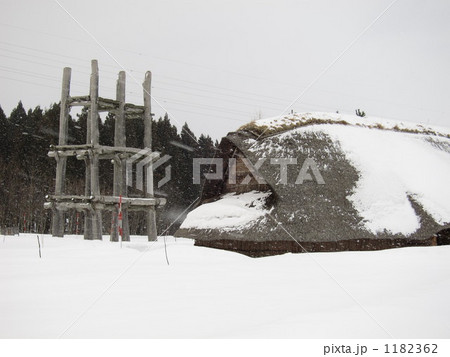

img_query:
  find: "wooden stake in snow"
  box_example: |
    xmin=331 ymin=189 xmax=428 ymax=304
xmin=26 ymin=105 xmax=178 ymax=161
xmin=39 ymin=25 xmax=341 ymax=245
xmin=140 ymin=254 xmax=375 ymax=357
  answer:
xmin=118 ymin=194 xmax=123 ymax=249
xmin=75 ymin=212 xmax=80 ymax=235
xmin=36 ymin=235 xmax=41 ymax=258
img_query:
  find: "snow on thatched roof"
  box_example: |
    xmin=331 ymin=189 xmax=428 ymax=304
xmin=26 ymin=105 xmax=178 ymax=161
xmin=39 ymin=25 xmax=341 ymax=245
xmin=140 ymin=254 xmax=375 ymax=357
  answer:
xmin=178 ymin=112 xmax=450 ymax=245
xmin=180 ymin=191 xmax=271 ymax=232
xmin=239 ymin=112 xmax=450 ymax=139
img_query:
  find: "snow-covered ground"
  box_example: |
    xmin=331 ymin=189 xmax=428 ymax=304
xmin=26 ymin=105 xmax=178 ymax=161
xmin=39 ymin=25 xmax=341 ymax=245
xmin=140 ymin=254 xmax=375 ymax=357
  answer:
xmin=1 ymin=234 xmax=449 ymax=338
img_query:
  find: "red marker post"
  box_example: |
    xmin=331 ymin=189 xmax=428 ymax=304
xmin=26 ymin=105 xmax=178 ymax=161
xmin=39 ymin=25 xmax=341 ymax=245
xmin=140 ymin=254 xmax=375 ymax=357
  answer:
xmin=75 ymin=212 xmax=80 ymax=235
xmin=118 ymin=195 xmax=123 ymax=248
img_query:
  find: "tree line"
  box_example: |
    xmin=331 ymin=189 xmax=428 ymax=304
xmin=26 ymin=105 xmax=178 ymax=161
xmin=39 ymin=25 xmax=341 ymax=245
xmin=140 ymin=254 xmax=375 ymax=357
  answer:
xmin=0 ymin=101 xmax=218 ymax=235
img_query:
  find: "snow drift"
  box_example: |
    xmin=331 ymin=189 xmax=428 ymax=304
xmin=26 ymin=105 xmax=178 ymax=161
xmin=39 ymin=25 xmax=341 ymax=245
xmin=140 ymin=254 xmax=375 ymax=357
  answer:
xmin=180 ymin=191 xmax=271 ymax=231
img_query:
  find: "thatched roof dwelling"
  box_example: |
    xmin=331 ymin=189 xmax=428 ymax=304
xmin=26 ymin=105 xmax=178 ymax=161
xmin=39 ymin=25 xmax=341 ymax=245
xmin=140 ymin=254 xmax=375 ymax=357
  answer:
xmin=176 ymin=112 xmax=450 ymax=256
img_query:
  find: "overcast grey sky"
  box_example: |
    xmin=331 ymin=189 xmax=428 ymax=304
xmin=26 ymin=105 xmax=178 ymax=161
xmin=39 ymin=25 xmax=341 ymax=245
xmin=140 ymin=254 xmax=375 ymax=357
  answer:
xmin=1 ymin=0 xmax=449 ymax=139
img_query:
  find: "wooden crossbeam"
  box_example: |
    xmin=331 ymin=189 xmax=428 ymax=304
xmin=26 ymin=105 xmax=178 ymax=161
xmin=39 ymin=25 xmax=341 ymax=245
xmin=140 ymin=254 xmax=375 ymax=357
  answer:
xmin=66 ymin=95 xmax=154 ymax=117
xmin=50 ymin=144 xmax=94 ymax=150
xmin=124 ymin=103 xmax=144 ymax=112
xmin=68 ymin=95 xmax=91 ymax=107
xmin=45 ymin=195 xmax=166 ymax=211
xmin=51 ymin=144 xmax=150 ymax=152
xmin=48 ymin=146 xmax=161 ymax=161
xmin=46 ymin=195 xmax=166 ymax=205
xmin=45 ymin=202 xmax=165 ymax=212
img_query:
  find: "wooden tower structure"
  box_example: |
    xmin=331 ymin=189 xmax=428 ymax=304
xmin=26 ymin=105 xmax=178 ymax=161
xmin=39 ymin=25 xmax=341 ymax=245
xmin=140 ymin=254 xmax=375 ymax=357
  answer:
xmin=44 ymin=60 xmax=165 ymax=241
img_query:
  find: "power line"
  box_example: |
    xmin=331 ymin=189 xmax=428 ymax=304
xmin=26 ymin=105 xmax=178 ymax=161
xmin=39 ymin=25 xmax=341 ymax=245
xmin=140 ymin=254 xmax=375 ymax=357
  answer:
xmin=0 ymin=39 xmax=300 ymax=106
xmin=155 ymin=80 xmax=287 ymax=107
xmin=0 ymin=75 xmax=60 ymax=90
xmin=0 ymin=22 xmax=100 ymax=48
xmin=250 ymin=0 xmax=403 ymax=143
xmin=281 ymin=0 xmax=401 ymax=116
xmin=0 ymin=40 xmax=124 ymax=71
xmin=153 ymin=85 xmax=281 ymax=112
xmin=0 ymin=65 xmax=87 ymax=87
xmin=2 ymin=38 xmax=447 ymax=118
xmin=0 ymin=49 xmax=304 ymax=114
xmin=0 ymin=53 xmax=90 ymax=73
xmin=3 ymin=21 xmax=448 ymax=124
xmin=165 ymin=108 xmax=245 ymax=123
xmin=0 ymin=77 xmax=247 ymax=125
xmin=155 ymin=96 xmax=254 ymax=116
xmin=0 ymin=62 xmax=261 ymax=118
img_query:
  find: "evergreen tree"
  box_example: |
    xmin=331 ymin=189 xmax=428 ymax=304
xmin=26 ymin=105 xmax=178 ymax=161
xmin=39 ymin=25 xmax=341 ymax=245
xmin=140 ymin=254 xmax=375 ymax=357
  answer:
xmin=0 ymin=106 xmax=9 ymax=162
xmin=153 ymin=113 xmax=178 ymax=153
xmin=151 ymin=114 xmax=182 ymax=231
xmin=8 ymin=101 xmax=27 ymax=127
xmin=39 ymin=103 xmax=61 ymax=146
xmin=197 ymin=134 xmax=216 ymax=158
xmin=73 ymin=106 xmax=88 ymax=145
xmin=99 ymin=113 xmax=114 ymax=195
xmin=126 ymin=117 xmax=144 ymax=148
xmin=177 ymin=123 xmax=199 ymax=206
xmin=0 ymin=106 xmax=9 ymax=226
xmin=8 ymin=102 xmax=29 ymax=177
xmin=100 ymin=113 xmax=115 ymax=147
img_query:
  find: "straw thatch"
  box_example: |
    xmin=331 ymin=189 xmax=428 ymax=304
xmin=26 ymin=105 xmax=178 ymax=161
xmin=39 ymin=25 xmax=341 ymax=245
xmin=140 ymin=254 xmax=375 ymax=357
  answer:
xmin=176 ymin=113 xmax=450 ymax=256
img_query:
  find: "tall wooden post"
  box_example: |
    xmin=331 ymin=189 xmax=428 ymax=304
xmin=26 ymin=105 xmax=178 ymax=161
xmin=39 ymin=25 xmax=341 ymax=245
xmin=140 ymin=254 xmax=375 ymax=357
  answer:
xmin=52 ymin=67 xmax=71 ymax=237
xmin=84 ymin=113 xmax=92 ymax=239
xmin=111 ymin=71 xmax=130 ymax=242
xmin=143 ymin=71 xmax=157 ymax=241
xmin=88 ymin=59 xmax=102 ymax=240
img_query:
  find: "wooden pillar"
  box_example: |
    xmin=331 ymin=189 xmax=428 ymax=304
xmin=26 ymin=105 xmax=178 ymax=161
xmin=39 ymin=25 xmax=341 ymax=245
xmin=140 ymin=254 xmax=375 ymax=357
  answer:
xmin=52 ymin=67 xmax=71 ymax=237
xmin=83 ymin=133 xmax=92 ymax=239
xmin=143 ymin=71 xmax=157 ymax=241
xmin=88 ymin=59 xmax=102 ymax=240
xmin=83 ymin=156 xmax=92 ymax=239
xmin=83 ymin=67 xmax=93 ymax=239
xmin=111 ymin=71 xmax=130 ymax=242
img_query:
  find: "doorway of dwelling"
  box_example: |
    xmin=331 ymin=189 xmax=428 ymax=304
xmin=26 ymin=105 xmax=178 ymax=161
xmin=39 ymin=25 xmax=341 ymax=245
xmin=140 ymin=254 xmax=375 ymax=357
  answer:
xmin=436 ymin=228 xmax=450 ymax=246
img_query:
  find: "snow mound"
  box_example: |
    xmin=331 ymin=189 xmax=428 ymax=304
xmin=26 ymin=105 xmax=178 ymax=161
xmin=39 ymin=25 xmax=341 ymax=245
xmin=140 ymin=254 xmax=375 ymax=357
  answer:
xmin=180 ymin=191 xmax=271 ymax=231
xmin=282 ymin=123 xmax=450 ymax=235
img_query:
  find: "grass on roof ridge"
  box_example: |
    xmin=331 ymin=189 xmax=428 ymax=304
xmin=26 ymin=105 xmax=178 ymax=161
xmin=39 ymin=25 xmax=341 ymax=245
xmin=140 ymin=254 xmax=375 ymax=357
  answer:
xmin=237 ymin=117 xmax=450 ymax=139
